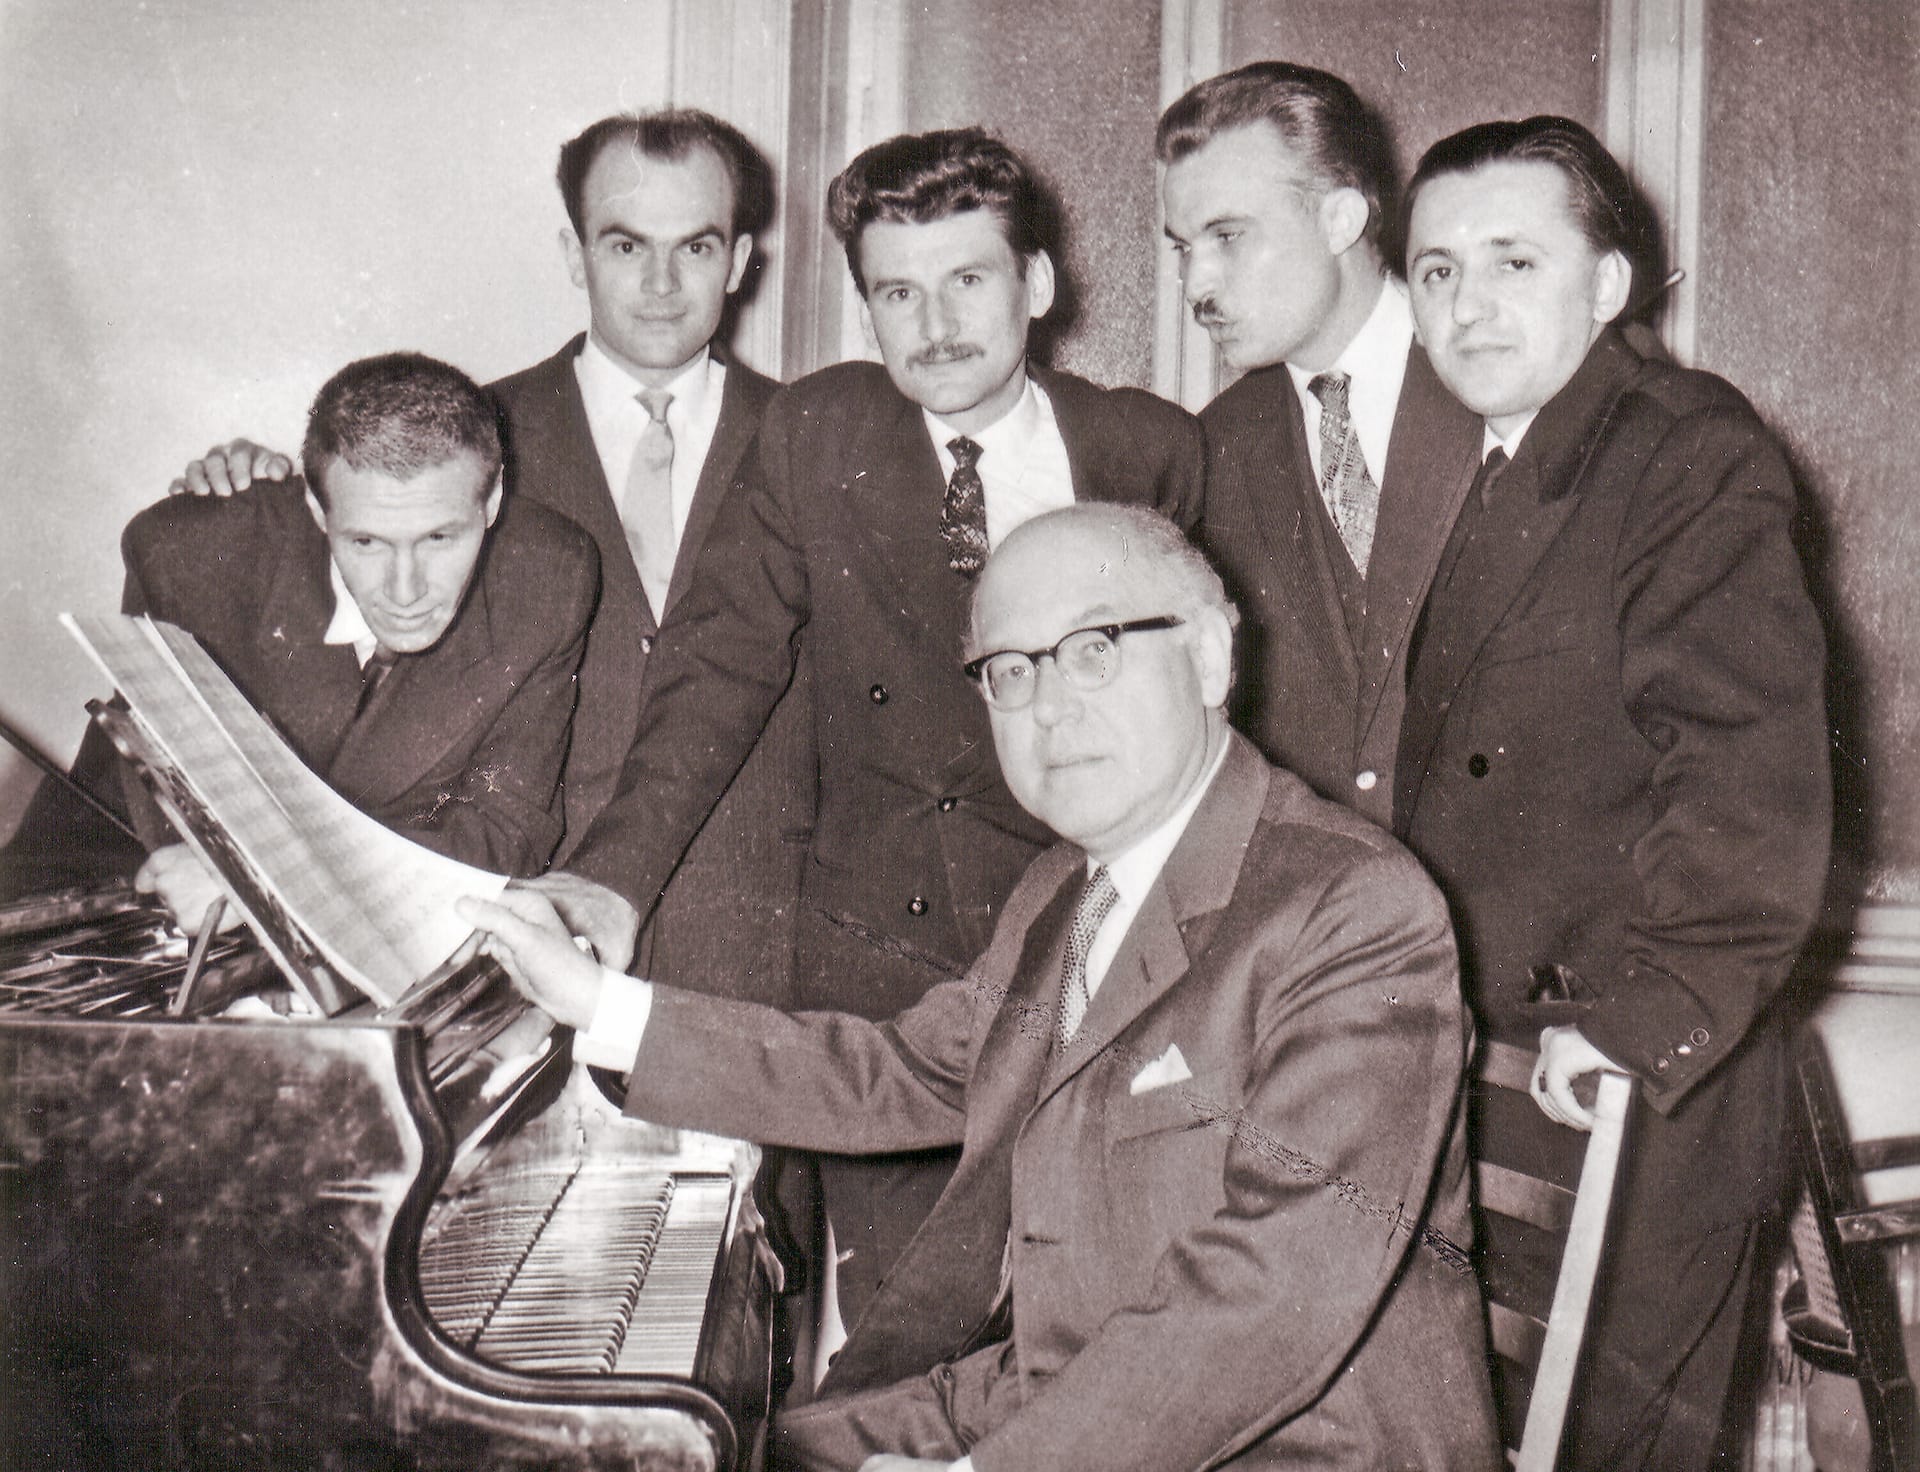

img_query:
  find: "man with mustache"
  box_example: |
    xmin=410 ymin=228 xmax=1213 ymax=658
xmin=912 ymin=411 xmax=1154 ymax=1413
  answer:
xmin=542 ymin=128 xmax=1204 ymax=1332
xmin=1159 ymin=62 xmax=1483 ymax=829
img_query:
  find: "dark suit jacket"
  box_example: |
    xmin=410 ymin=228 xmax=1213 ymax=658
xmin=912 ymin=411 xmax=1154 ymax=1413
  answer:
xmin=491 ymin=338 xmax=809 ymax=1001
xmin=624 ymin=736 xmax=1496 ymax=1470
xmin=1395 ymin=329 xmax=1831 ymax=1228
xmin=1197 ymin=342 xmax=1481 ymax=827
xmin=568 ymin=360 xmax=1205 ymax=1016
xmin=42 ymin=479 xmax=597 ymax=879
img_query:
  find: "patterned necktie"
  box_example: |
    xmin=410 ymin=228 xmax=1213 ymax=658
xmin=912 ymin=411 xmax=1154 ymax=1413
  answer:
xmin=1057 ymin=866 xmax=1120 ymax=1048
xmin=942 ymin=435 xmax=990 ymax=577
xmin=1308 ymin=371 xmax=1380 ymax=576
xmin=623 ymin=388 xmax=676 ymax=621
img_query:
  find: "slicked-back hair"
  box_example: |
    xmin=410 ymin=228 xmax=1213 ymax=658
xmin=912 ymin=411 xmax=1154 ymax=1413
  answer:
xmin=1156 ymin=61 xmax=1398 ymax=257
xmin=302 ymin=353 xmax=501 ymax=511
xmin=1406 ymin=116 xmax=1652 ymax=266
xmin=827 ymin=128 xmax=1048 ymax=296
xmin=556 ymin=108 xmax=773 ymax=241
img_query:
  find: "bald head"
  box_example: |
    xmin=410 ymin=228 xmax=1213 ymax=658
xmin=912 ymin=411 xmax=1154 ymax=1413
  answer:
xmin=966 ymin=506 xmax=1236 ymax=861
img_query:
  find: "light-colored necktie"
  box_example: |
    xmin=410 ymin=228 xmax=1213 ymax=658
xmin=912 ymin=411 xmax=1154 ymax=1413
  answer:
xmin=1057 ymin=865 xmax=1120 ymax=1048
xmin=623 ymin=388 xmax=676 ymax=621
xmin=1308 ymin=371 xmax=1380 ymax=576
xmin=942 ymin=435 xmax=990 ymax=576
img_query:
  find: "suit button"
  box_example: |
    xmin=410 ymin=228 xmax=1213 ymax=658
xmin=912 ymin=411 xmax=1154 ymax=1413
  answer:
xmin=1689 ymin=1028 xmax=1710 ymax=1047
xmin=640 ymin=634 xmax=655 ymax=655
xmin=1467 ymin=753 xmax=1490 ymax=778
xmin=1354 ymin=770 xmax=1378 ymax=792
xmin=938 ymin=797 xmax=957 ymax=812
xmin=870 ymin=684 xmax=888 ymax=705
xmin=1676 ymin=1043 xmax=1693 ymax=1057
xmin=1653 ymin=1057 xmax=1671 ymax=1074
xmin=907 ymin=896 xmax=928 ymax=916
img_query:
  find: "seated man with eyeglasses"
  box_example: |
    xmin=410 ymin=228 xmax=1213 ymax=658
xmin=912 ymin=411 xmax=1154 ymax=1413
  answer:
xmin=460 ymin=503 xmax=1495 ymax=1471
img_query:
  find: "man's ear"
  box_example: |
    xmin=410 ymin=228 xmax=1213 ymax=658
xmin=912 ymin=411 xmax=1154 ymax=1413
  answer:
xmin=1317 ymin=186 xmax=1371 ymax=258
xmin=1190 ymin=605 xmax=1236 ymax=708
xmin=484 ymin=474 xmax=504 ymax=528
xmin=1592 ymin=249 xmax=1632 ymax=325
xmin=726 ymin=233 xmax=754 ymax=294
xmin=304 ymin=481 xmax=328 ymax=534
xmin=562 ymin=228 xmax=587 ymax=291
xmin=1023 ymin=250 xmax=1057 ymax=322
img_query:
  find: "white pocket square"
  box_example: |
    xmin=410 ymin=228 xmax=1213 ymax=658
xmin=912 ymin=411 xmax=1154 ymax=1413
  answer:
xmin=1129 ymin=1043 xmax=1193 ymax=1095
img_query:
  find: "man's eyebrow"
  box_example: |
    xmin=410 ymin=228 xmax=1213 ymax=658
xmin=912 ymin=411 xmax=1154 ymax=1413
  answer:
xmin=594 ymin=223 xmax=729 ymax=248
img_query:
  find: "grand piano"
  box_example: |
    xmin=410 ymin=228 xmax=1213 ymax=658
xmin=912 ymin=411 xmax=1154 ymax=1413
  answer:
xmin=1 ymin=848 xmax=787 ymax=1468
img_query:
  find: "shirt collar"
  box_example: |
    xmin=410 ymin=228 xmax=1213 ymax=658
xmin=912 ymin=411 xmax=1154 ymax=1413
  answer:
xmin=1483 ymin=410 xmax=1539 ymax=463
xmin=924 ymin=368 xmax=1040 ymax=460
xmin=1096 ymin=734 xmax=1232 ymax=908
xmin=1284 ymin=274 xmax=1413 ymax=398
xmin=576 ymin=334 xmax=714 ymax=423
xmin=322 ymin=556 xmax=380 ymax=666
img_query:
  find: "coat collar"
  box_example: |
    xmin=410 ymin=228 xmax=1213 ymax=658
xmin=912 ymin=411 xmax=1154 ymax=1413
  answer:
xmin=1396 ymin=330 xmax=1645 ymax=825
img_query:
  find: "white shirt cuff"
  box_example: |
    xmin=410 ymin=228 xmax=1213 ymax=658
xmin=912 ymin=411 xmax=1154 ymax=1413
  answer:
xmin=572 ymin=968 xmax=653 ymax=1072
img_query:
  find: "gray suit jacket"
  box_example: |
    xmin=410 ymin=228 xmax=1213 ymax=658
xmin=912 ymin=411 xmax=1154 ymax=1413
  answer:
xmin=624 ymin=735 xmax=1497 ymax=1470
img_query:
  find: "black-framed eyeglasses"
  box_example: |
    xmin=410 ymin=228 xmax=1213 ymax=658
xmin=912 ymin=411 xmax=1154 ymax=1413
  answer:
xmin=962 ymin=616 xmax=1185 ymax=710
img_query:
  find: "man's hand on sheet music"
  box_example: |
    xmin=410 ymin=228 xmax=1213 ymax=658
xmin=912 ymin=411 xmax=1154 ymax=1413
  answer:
xmin=134 ymin=843 xmax=242 ymax=936
xmin=458 ymin=889 xmax=608 ymax=1033
xmin=515 ymin=871 xmax=641 ymax=973
xmin=167 ymin=439 xmax=293 ymax=497
xmin=857 ymin=1457 xmax=972 ymax=1471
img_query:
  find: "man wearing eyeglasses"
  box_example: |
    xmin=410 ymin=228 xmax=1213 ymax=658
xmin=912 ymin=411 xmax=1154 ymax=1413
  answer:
xmin=461 ymin=503 xmax=1495 ymax=1471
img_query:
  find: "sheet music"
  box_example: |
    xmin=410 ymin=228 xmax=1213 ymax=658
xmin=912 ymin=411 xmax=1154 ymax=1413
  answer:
xmin=63 ymin=612 xmax=507 ymax=1005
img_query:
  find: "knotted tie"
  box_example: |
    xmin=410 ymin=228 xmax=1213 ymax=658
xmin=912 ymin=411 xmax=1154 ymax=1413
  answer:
xmin=623 ymin=388 xmax=676 ymax=620
xmin=941 ymin=435 xmax=990 ymax=576
xmin=1057 ymin=865 xmax=1120 ymax=1048
xmin=353 ymin=646 xmax=399 ymax=720
xmin=1308 ymin=371 xmax=1380 ymax=576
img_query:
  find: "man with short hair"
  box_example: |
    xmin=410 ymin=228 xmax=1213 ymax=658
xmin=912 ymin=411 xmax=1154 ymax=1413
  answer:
xmin=171 ymin=109 xmax=805 ymax=998
xmin=3 ymin=352 xmax=598 ymax=911
xmin=1158 ymin=62 xmax=1483 ymax=827
xmin=463 ymin=503 xmax=1495 ymax=1472
xmin=542 ymin=128 xmax=1204 ymax=1323
xmin=1395 ymin=116 xmax=1830 ymax=1467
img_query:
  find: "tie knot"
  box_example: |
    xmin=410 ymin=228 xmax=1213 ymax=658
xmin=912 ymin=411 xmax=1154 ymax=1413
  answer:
xmin=1475 ymin=446 xmax=1510 ymax=506
xmin=1075 ymin=866 xmax=1120 ymax=935
xmin=1308 ymin=371 xmax=1351 ymax=413
xmin=637 ymin=388 xmax=673 ymax=424
xmin=948 ymin=435 xmax=983 ymax=471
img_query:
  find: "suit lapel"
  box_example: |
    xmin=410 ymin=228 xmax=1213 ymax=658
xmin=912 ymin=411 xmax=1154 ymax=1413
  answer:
xmin=1238 ymin=369 xmax=1359 ymax=690
xmin=1400 ymin=334 xmax=1642 ymax=816
xmin=841 ymin=380 xmax=975 ymax=664
xmin=663 ymin=357 xmax=771 ymax=617
xmin=329 ymin=551 xmax=497 ymax=808
xmin=1038 ymin=737 xmax=1268 ymax=1102
xmin=1353 ymin=345 xmax=1482 ymax=750
xmin=248 ymin=513 xmax=363 ymax=768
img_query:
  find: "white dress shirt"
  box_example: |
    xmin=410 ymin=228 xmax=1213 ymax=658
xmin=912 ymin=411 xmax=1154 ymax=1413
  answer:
xmin=1284 ymin=276 xmax=1413 ymax=505
xmin=573 ymin=336 xmax=727 ymax=557
xmin=322 ymin=558 xmax=379 ymax=667
xmin=924 ymin=373 xmax=1075 ymax=549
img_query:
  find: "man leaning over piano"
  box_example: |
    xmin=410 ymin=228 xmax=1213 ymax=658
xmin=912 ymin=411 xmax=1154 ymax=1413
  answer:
xmin=465 ymin=503 xmax=1498 ymax=1472
xmin=1 ymin=351 xmax=599 ymax=911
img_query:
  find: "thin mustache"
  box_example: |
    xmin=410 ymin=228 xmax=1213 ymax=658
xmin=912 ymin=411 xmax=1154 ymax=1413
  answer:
xmin=913 ymin=343 xmax=980 ymax=367
xmin=1190 ymin=297 xmax=1227 ymax=327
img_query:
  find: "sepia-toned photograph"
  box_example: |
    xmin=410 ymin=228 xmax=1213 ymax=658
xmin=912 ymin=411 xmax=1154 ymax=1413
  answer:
xmin=2 ymin=2 xmax=1915 ymax=1468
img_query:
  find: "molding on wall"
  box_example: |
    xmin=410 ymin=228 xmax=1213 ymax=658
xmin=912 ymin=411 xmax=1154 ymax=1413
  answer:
xmin=1154 ymin=0 xmax=1226 ymax=410
xmin=1602 ymin=0 xmax=1706 ymax=365
xmin=671 ymin=0 xmax=795 ymax=377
